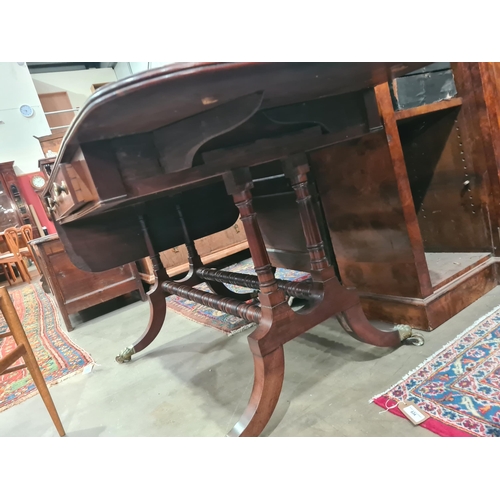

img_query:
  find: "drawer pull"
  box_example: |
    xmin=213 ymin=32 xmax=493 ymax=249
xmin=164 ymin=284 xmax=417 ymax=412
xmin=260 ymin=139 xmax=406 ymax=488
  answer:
xmin=46 ymin=197 xmax=58 ymax=212
xmin=53 ymin=181 xmax=69 ymax=196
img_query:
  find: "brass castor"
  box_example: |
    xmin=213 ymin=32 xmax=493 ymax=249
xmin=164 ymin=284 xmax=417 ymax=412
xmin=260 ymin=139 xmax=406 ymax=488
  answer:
xmin=396 ymin=325 xmax=425 ymax=346
xmin=115 ymin=346 xmax=135 ymax=364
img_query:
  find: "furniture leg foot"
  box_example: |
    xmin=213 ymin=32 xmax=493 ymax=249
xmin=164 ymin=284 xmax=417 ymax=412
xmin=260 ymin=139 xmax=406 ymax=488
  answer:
xmin=337 ymin=303 xmax=425 ymax=348
xmin=397 ymin=324 xmax=425 ymax=346
xmin=18 ymin=261 xmax=31 ymax=283
xmin=7 ymin=263 xmax=16 ymax=282
xmin=116 ymin=345 xmax=135 ymax=364
xmin=228 ymin=343 xmax=285 ymax=437
xmin=115 ymin=268 xmax=168 ymax=364
xmin=2 ymin=264 xmax=12 ymax=285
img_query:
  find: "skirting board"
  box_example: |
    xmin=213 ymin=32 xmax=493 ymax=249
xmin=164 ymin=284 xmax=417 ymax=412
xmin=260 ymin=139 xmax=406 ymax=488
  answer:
xmin=360 ymin=257 xmax=499 ymax=331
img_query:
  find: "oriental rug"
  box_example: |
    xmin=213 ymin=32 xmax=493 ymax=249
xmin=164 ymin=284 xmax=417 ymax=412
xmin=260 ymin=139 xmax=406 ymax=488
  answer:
xmin=371 ymin=305 xmax=500 ymax=437
xmin=0 ymin=283 xmax=93 ymax=412
xmin=167 ymin=258 xmax=310 ymax=335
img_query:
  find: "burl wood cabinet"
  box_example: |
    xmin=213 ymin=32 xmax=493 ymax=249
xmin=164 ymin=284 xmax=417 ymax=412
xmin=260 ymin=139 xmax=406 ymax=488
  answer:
xmin=29 ymin=234 xmax=146 ymax=331
xmin=312 ymin=63 xmax=500 ymax=331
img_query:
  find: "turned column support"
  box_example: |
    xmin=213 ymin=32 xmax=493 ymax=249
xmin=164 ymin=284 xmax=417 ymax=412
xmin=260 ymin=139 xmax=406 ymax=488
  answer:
xmin=223 ymin=168 xmax=286 ymax=308
xmin=282 ymin=154 xmax=332 ymax=275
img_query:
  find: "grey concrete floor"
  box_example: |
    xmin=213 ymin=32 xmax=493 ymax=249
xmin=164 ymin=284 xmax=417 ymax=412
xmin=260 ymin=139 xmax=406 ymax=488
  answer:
xmin=2 ymin=276 xmax=500 ymax=437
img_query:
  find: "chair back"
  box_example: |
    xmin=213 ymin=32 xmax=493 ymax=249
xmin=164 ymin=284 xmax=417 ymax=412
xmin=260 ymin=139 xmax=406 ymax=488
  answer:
xmin=4 ymin=227 xmax=20 ymax=255
xmin=20 ymin=225 xmax=33 ymax=248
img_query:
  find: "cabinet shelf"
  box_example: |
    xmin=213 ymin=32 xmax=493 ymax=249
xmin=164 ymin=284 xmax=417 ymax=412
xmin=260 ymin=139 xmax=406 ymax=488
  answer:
xmin=395 ymin=97 xmax=463 ymax=121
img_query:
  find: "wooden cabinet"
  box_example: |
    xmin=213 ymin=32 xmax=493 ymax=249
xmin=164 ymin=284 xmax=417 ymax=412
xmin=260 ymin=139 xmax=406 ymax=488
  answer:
xmin=0 ymin=161 xmax=40 ymax=238
xmin=38 ymin=157 xmax=55 ymax=178
xmin=29 ymin=234 xmax=146 ymax=331
xmin=308 ymin=63 xmax=500 ymax=331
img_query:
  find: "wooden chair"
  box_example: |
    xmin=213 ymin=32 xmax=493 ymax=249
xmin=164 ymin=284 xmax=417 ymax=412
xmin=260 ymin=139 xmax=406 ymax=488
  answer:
xmin=0 ymin=227 xmax=31 ymax=284
xmin=20 ymin=225 xmax=41 ymax=275
xmin=0 ymin=286 xmax=65 ymax=436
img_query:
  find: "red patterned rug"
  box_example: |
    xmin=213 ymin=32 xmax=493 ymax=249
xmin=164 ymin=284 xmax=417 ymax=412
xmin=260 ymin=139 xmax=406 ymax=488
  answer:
xmin=371 ymin=306 xmax=500 ymax=437
xmin=167 ymin=258 xmax=310 ymax=335
xmin=0 ymin=283 xmax=94 ymax=412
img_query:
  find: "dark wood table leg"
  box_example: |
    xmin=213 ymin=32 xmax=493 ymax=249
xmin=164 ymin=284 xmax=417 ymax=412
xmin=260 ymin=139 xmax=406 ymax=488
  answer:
xmin=116 ymin=258 xmax=168 ymax=363
xmin=229 ymin=342 xmax=285 ymax=437
xmin=283 ymin=155 xmax=424 ymax=348
xmin=224 ymin=168 xmax=290 ymax=437
xmin=116 ymin=216 xmax=170 ymax=363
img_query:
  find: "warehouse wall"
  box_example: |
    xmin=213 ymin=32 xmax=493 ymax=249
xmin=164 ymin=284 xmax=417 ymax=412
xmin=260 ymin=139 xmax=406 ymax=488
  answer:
xmin=0 ymin=62 xmax=50 ymax=175
xmin=32 ymin=68 xmax=118 ymax=109
xmin=114 ymin=62 xmax=174 ymax=80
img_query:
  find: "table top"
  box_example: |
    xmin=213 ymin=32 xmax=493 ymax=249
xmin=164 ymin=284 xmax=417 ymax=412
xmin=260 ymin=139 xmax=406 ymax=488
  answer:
xmin=52 ymin=62 xmax=428 ymax=168
xmin=44 ymin=62 xmax=429 ymax=274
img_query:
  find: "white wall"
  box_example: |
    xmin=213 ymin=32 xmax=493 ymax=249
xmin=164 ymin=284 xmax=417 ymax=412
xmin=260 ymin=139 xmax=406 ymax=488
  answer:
xmin=32 ymin=68 xmax=118 ymax=109
xmin=114 ymin=62 xmax=175 ymax=80
xmin=0 ymin=62 xmax=51 ymax=174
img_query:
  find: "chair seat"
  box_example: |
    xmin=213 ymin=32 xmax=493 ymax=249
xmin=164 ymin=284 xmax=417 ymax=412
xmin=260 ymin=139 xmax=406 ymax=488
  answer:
xmin=0 ymin=252 xmax=15 ymax=259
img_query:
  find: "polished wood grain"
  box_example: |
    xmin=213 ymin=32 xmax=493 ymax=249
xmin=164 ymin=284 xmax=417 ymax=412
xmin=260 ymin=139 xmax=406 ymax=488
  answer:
xmin=399 ymin=107 xmax=491 ymax=252
xmin=450 ymin=63 xmax=500 ymax=255
xmin=309 ymin=131 xmax=424 ymax=297
xmin=374 ymin=83 xmax=433 ymax=297
xmin=467 ymin=63 xmax=500 ymax=258
xmin=45 ymin=63 xmax=432 ymax=436
xmin=29 ymin=235 xmax=146 ymax=331
xmin=361 ymin=256 xmax=498 ymax=330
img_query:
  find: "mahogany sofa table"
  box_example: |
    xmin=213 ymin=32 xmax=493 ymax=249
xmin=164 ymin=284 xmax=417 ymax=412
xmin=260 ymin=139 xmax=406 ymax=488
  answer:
xmin=43 ymin=62 xmax=426 ymax=436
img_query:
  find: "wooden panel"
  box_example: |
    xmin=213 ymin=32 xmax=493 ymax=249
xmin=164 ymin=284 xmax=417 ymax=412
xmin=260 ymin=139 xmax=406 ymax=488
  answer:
xmin=395 ymin=97 xmax=463 ymax=121
xmin=426 ymin=252 xmax=490 ymax=289
xmin=64 ymin=277 xmax=140 ymax=315
xmin=361 ymin=258 xmax=498 ymax=331
xmin=47 ymin=251 xmax=135 ymax=302
xmin=195 ymin=220 xmax=246 ymax=257
xmin=253 ymin=191 xmax=310 ymax=272
xmin=399 ymin=108 xmax=491 ymax=252
xmin=426 ymin=259 xmax=497 ymax=329
xmin=309 ymin=130 xmax=423 ymax=297
xmin=112 ymin=133 xmax=163 ymax=185
xmin=37 ymin=132 xmax=65 ymax=157
xmin=490 ymin=64 xmax=500 ymax=121
xmin=159 ymin=244 xmax=189 ymax=270
xmin=361 ymin=294 xmax=431 ymax=331
xmin=54 ymin=183 xmax=242 ymax=273
xmin=451 ymin=63 xmax=500 ymax=255
xmin=30 ymin=234 xmax=145 ymax=331
xmin=79 ymin=141 xmax=128 ymax=202
xmin=65 ymin=161 xmax=95 ymax=204
xmin=158 ymin=218 xmax=248 ymax=274
xmin=38 ymin=92 xmax=75 ymax=130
